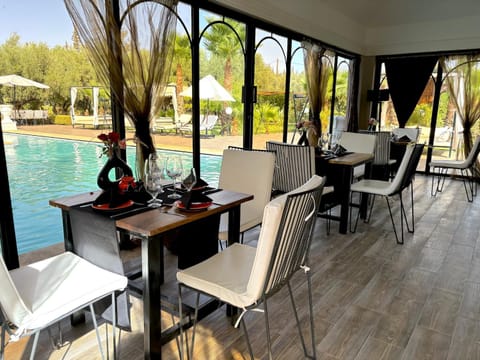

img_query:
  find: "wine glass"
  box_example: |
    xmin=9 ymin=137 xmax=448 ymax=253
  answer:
xmin=166 ymin=155 xmax=183 ymax=199
xmin=183 ymin=167 xmax=197 ymax=192
xmin=318 ymin=133 xmax=330 ymax=151
xmin=144 ymin=153 xmax=164 ymax=207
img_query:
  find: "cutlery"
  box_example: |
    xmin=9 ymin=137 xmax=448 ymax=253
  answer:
xmin=203 ymin=188 xmax=222 ymax=195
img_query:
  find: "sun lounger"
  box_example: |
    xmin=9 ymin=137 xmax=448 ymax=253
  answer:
xmin=180 ymin=114 xmax=218 ymax=137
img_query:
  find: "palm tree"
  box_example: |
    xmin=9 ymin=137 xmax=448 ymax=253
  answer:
xmin=173 ymin=34 xmax=191 ymax=115
xmin=202 ymin=17 xmax=244 ymax=134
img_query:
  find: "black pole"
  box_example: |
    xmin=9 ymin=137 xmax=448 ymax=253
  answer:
xmin=243 ymin=23 xmax=255 ymax=149
xmin=192 ymin=5 xmax=201 ymax=174
xmin=0 ymin=121 xmax=19 ymax=270
xmin=106 ymin=0 xmax=126 ymax=163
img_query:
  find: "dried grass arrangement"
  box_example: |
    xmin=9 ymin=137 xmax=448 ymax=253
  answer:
xmin=64 ymin=0 xmax=177 ymax=178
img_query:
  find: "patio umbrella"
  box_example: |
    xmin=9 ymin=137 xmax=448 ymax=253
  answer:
xmin=180 ymin=75 xmax=235 ymax=115
xmin=0 ymin=74 xmax=49 ymax=106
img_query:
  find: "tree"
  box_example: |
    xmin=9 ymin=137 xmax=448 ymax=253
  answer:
xmin=202 ymin=17 xmax=245 ymax=134
xmin=173 ymin=34 xmax=191 ymax=115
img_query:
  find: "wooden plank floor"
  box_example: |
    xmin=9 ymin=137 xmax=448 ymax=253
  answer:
xmin=5 ymin=174 xmax=480 ymax=359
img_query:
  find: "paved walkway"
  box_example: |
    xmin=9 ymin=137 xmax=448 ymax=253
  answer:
xmin=4 ymin=124 xmax=285 ymax=155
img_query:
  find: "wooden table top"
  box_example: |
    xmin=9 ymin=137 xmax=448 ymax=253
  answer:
xmin=327 ymin=152 xmax=374 ymax=166
xmin=116 ymin=190 xmax=252 ymax=237
xmin=49 ymin=189 xmax=253 ymax=238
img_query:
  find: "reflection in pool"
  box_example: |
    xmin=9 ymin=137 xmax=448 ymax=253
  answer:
xmin=5 ymin=134 xmax=221 ymax=254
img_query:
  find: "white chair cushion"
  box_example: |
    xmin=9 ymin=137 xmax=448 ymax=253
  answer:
xmin=218 ymin=149 xmax=275 ymax=240
xmin=351 ymin=142 xmax=416 ymax=196
xmin=7 ymin=252 xmax=127 ymax=336
xmin=177 ymin=175 xmax=325 ymax=309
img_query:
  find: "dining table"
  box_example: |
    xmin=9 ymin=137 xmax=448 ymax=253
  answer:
xmin=316 ymin=152 xmax=374 ymax=234
xmin=49 ymin=188 xmax=253 ymax=359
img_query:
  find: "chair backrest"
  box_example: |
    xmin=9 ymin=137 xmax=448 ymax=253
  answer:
xmin=246 ymin=175 xmax=325 ymax=300
xmin=360 ymin=131 xmax=393 ymax=165
xmin=384 ymin=142 xmax=416 ymax=195
xmin=218 ymin=148 xmax=276 ymax=233
xmin=179 ymin=113 xmax=192 ymax=125
xmin=392 ymin=127 xmax=420 ymax=142
xmin=200 ymin=115 xmax=218 ymax=130
xmin=265 ymin=141 xmax=316 ymax=193
xmin=398 ymin=143 xmax=425 ymax=193
xmin=69 ymin=208 xmax=131 ymax=329
xmin=337 ymin=132 xmax=376 ymax=154
xmin=0 ymin=255 xmax=31 ymax=329
xmin=465 ymin=135 xmax=480 ymax=167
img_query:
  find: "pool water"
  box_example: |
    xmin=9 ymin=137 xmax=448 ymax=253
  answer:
xmin=5 ymin=134 xmax=221 ymax=254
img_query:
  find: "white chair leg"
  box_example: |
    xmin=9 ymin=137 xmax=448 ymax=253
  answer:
xmin=1 ymin=323 xmax=5 ymax=360
xmin=29 ymin=332 xmax=40 ymax=360
xmin=90 ymin=304 xmax=106 ymax=360
xmin=178 ymin=284 xmax=199 ymax=360
xmin=263 ymin=297 xmax=274 ymax=360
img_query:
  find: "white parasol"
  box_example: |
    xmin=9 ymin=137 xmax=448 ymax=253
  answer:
xmin=180 ymin=74 xmax=235 ymax=102
xmin=0 ymin=74 xmax=49 ymax=105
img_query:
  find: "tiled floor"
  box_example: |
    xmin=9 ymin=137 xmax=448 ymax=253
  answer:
xmin=5 ymin=173 xmax=480 ymax=359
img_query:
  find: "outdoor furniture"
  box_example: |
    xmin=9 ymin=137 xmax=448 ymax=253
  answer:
xmin=350 ymin=142 xmax=424 ymax=244
xmin=180 ymin=114 xmax=219 ymax=137
xmin=0 ymin=251 xmax=127 ymax=360
xmin=217 ymin=148 xmax=276 ymax=244
xmin=177 ymin=175 xmax=325 ymax=360
xmin=430 ymin=135 xmax=480 ymax=202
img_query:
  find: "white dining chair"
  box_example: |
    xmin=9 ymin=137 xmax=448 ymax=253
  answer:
xmin=177 ymin=175 xmax=325 ymax=359
xmin=430 ymin=135 xmax=480 ymax=202
xmin=360 ymin=130 xmax=397 ymax=180
xmin=0 ymin=251 xmax=127 ymax=360
xmin=337 ymin=132 xmax=376 ymax=179
xmin=217 ymin=148 xmax=276 ymax=243
xmin=265 ymin=141 xmax=316 ymax=195
xmin=350 ymin=142 xmax=424 ymax=244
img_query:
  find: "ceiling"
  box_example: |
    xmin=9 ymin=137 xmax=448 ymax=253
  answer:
xmin=321 ymin=0 xmax=480 ymax=27
xmin=216 ymin=0 xmax=480 ymax=55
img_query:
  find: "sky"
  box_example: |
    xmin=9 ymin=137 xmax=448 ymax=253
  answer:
xmin=0 ymin=0 xmax=74 ymax=46
xmin=0 ymin=1 xmax=293 ymax=73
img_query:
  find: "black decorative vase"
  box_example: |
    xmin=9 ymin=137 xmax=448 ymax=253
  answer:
xmin=97 ymin=151 xmax=133 ymax=191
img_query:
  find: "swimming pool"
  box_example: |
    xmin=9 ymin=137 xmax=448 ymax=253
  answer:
xmin=5 ymin=134 xmax=222 ymax=254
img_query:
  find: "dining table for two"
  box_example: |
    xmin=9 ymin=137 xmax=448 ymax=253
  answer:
xmin=316 ymin=151 xmax=374 ymax=234
xmin=49 ymin=188 xmax=253 ymax=359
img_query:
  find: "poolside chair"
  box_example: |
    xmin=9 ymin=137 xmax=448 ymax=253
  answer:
xmin=349 ymin=142 xmax=424 ymax=244
xmin=0 ymin=251 xmax=127 ymax=360
xmin=180 ymin=114 xmax=219 ymax=137
xmin=177 ymin=175 xmax=325 ymax=360
xmin=430 ymin=135 xmax=480 ymax=202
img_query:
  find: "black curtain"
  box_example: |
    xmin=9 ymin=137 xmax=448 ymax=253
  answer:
xmin=347 ymin=57 xmax=360 ymax=132
xmin=385 ymin=56 xmax=438 ymax=127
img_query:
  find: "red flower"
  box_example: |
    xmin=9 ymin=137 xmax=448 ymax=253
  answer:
xmin=97 ymin=131 xmax=123 ymax=158
xmin=97 ymin=133 xmax=108 ymax=142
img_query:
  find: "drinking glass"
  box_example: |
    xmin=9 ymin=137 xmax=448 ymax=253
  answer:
xmin=144 ymin=153 xmax=164 ymax=207
xmin=166 ymin=155 xmax=183 ymax=199
xmin=183 ymin=167 xmax=197 ymax=192
xmin=319 ymin=132 xmax=330 ymax=151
